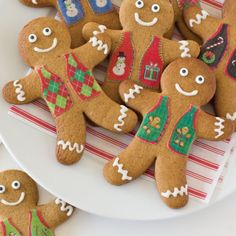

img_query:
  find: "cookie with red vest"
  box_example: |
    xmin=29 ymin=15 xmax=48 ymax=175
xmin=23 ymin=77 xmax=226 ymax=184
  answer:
xmin=0 ymin=170 xmax=73 ymax=235
xmin=104 ymin=58 xmax=234 ymax=209
xmin=2 ymin=17 xmax=137 ymax=165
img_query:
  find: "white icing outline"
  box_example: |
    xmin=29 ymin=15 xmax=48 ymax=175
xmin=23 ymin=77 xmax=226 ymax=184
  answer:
xmin=114 ymin=105 xmax=128 ymax=132
xmin=55 ymin=198 xmax=73 ymax=216
xmin=175 ymin=83 xmax=198 ymax=97
xmin=161 ymin=185 xmax=188 ymax=198
xmin=93 ymin=25 xmax=107 ymax=36
xmin=214 ymin=117 xmax=225 ymax=139
xmin=32 ymin=0 xmax=38 ymax=4
xmin=13 ymin=80 xmax=26 ymax=102
xmin=179 ymin=41 xmax=191 ymax=58
xmin=57 ymin=140 xmax=84 ymax=154
xmin=134 ymin=12 xmax=158 ymax=27
xmin=113 ymin=157 xmax=132 ymax=181
xmin=189 ymin=10 xmax=209 ymax=28
xmin=89 ymin=36 xmax=108 ymax=55
xmin=226 ymin=112 xmax=236 ymax=121
xmin=34 ymin=38 xmax=58 ymax=53
xmin=124 ymin=84 xmax=143 ymax=103
xmin=0 ymin=192 xmax=25 ymax=206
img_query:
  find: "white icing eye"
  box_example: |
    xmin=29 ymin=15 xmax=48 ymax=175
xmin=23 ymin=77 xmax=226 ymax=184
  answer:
xmin=195 ymin=75 xmax=205 ymax=84
xmin=180 ymin=68 xmax=189 ymax=77
xmin=28 ymin=34 xmax=37 ymax=43
xmin=43 ymin=27 xmax=52 ymax=36
xmin=0 ymin=185 xmax=5 ymax=194
xmin=11 ymin=181 xmax=21 ymax=190
xmin=152 ymin=4 xmax=160 ymax=13
xmin=135 ymin=0 xmax=144 ymax=8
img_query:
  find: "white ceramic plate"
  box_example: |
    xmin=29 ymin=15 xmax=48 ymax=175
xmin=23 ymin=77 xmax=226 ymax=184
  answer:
xmin=0 ymin=1 xmax=236 ymax=221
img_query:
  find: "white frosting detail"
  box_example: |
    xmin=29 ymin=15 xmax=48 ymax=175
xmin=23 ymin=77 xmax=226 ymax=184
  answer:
xmin=57 ymin=140 xmax=84 ymax=154
xmin=113 ymin=157 xmax=132 ymax=181
xmin=161 ymin=185 xmax=188 ymax=198
xmin=89 ymin=36 xmax=108 ymax=55
xmin=93 ymin=25 xmax=107 ymax=36
xmin=32 ymin=0 xmax=38 ymax=4
xmin=34 ymin=38 xmax=58 ymax=53
xmin=189 ymin=10 xmax=209 ymax=28
xmin=13 ymin=80 xmax=26 ymax=102
xmin=226 ymin=112 xmax=236 ymax=121
xmin=114 ymin=105 xmax=128 ymax=132
xmin=0 ymin=192 xmax=25 ymax=206
xmin=214 ymin=117 xmax=225 ymax=139
xmin=175 ymin=83 xmax=198 ymax=97
xmin=179 ymin=40 xmax=191 ymax=58
xmin=55 ymin=198 xmax=73 ymax=216
xmin=134 ymin=12 xmax=158 ymax=27
xmin=124 ymin=84 xmax=143 ymax=103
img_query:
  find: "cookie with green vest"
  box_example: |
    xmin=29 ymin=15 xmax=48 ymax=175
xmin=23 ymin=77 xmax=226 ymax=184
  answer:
xmin=0 ymin=170 xmax=73 ymax=235
xmin=104 ymin=58 xmax=234 ymax=209
xmin=2 ymin=17 xmax=138 ymax=165
xmin=19 ymin=0 xmax=121 ymax=48
xmin=82 ymin=0 xmax=200 ymax=103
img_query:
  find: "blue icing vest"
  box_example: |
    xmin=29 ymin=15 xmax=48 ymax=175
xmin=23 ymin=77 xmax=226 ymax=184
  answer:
xmin=87 ymin=0 xmax=114 ymax=14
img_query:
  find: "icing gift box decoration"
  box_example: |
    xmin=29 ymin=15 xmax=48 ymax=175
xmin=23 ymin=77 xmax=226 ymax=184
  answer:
xmin=2 ymin=17 xmax=138 ymax=165
xmin=183 ymin=0 xmax=236 ymax=130
xmin=103 ymin=58 xmax=234 ymax=209
xmin=82 ymin=0 xmax=200 ymax=103
xmin=19 ymin=0 xmax=121 ymax=48
xmin=0 ymin=170 xmax=73 ymax=235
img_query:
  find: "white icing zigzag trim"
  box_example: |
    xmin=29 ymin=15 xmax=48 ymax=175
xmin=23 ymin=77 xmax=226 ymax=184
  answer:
xmin=189 ymin=10 xmax=209 ymax=28
xmin=226 ymin=112 xmax=236 ymax=121
xmin=93 ymin=25 xmax=107 ymax=36
xmin=113 ymin=157 xmax=132 ymax=181
xmin=161 ymin=185 xmax=188 ymax=198
xmin=134 ymin=12 xmax=158 ymax=27
xmin=214 ymin=117 xmax=225 ymax=139
xmin=57 ymin=140 xmax=84 ymax=154
xmin=124 ymin=84 xmax=143 ymax=103
xmin=13 ymin=80 xmax=26 ymax=102
xmin=114 ymin=105 xmax=128 ymax=132
xmin=89 ymin=36 xmax=108 ymax=55
xmin=179 ymin=40 xmax=191 ymax=58
xmin=55 ymin=198 xmax=73 ymax=216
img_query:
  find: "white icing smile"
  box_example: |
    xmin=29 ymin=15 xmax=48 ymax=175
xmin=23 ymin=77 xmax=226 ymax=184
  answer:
xmin=0 ymin=192 xmax=25 ymax=206
xmin=134 ymin=12 xmax=158 ymax=27
xmin=175 ymin=83 xmax=198 ymax=97
xmin=34 ymin=38 xmax=58 ymax=53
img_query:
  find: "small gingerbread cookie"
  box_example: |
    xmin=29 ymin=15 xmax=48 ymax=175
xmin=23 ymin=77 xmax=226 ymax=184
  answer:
xmin=183 ymin=0 xmax=236 ymax=130
xmin=103 ymin=58 xmax=234 ymax=209
xmin=19 ymin=0 xmax=121 ymax=48
xmin=0 ymin=169 xmax=73 ymax=235
xmin=83 ymin=0 xmax=200 ymax=103
xmin=2 ymin=17 xmax=138 ymax=165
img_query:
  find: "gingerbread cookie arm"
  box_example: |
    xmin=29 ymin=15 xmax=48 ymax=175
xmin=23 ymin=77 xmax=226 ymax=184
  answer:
xmin=19 ymin=0 xmax=55 ymax=7
xmin=55 ymin=107 xmax=86 ymax=165
xmin=37 ymin=198 xmax=73 ymax=228
xmin=183 ymin=6 xmax=221 ymax=41
xmin=162 ymin=38 xmax=200 ymax=64
xmin=196 ymin=110 xmax=234 ymax=141
xmin=2 ymin=71 xmax=41 ymax=105
xmin=223 ymin=0 xmax=236 ymax=23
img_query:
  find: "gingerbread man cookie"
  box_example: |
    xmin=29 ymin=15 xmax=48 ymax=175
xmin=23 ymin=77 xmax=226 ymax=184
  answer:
xmin=104 ymin=58 xmax=234 ymax=208
xmin=0 ymin=170 xmax=73 ymax=235
xmin=2 ymin=17 xmax=137 ymax=165
xmin=83 ymin=0 xmax=200 ymax=102
xmin=183 ymin=0 xmax=236 ymax=130
xmin=19 ymin=0 xmax=121 ymax=48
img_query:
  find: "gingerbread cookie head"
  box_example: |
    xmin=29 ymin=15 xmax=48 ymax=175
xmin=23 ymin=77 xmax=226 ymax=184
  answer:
xmin=161 ymin=58 xmax=216 ymax=106
xmin=19 ymin=17 xmax=71 ymax=68
xmin=119 ymin=0 xmax=174 ymax=36
xmin=0 ymin=170 xmax=38 ymax=217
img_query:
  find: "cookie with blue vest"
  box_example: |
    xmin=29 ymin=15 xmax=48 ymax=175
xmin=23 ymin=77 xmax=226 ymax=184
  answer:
xmin=103 ymin=58 xmax=234 ymax=209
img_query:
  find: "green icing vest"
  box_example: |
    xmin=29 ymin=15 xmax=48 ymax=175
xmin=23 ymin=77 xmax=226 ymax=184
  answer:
xmin=169 ymin=106 xmax=199 ymax=155
xmin=0 ymin=218 xmax=21 ymax=236
xmin=136 ymin=96 xmax=169 ymax=143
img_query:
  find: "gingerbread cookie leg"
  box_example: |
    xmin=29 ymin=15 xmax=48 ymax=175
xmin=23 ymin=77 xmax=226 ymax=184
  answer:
xmin=104 ymin=139 xmax=156 ymax=185
xmin=155 ymin=151 xmax=188 ymax=209
xmin=55 ymin=107 xmax=86 ymax=165
xmin=19 ymin=0 xmax=54 ymax=7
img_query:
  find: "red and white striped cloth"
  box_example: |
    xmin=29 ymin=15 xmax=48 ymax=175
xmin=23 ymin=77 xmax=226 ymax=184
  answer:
xmin=8 ymin=0 xmax=236 ymax=203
